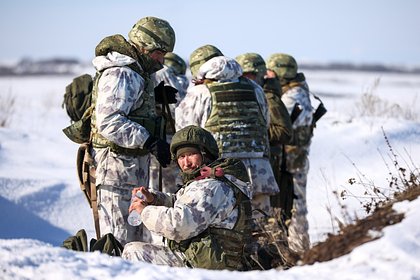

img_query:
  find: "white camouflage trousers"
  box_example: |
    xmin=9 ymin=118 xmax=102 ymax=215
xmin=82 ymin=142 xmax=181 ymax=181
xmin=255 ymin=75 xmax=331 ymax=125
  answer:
xmin=287 ymin=170 xmax=310 ymax=254
xmin=97 ymin=185 xmax=152 ymax=246
xmin=122 ymin=242 xmax=185 ymax=267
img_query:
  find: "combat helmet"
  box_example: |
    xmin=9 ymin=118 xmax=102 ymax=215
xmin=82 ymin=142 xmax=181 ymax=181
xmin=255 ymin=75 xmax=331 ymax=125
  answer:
xmin=164 ymin=52 xmax=187 ymax=75
xmin=235 ymin=53 xmax=267 ymax=74
xmin=170 ymin=125 xmax=219 ymax=161
xmin=266 ymin=53 xmax=298 ymax=79
xmin=128 ymin=16 xmax=175 ymax=52
xmin=189 ymin=45 xmax=223 ymax=78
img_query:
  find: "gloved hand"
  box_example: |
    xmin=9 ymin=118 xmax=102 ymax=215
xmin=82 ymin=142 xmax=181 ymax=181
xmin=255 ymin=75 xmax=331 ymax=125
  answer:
xmin=144 ymin=136 xmax=171 ymax=167
xmin=154 ymin=81 xmax=178 ymax=104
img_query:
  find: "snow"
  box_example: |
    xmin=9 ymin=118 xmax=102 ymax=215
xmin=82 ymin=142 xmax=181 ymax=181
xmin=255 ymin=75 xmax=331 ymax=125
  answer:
xmin=0 ymin=70 xmax=419 ymax=279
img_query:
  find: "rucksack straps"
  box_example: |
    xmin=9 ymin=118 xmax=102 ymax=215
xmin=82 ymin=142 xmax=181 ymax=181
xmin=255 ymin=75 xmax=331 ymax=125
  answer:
xmin=76 ymin=143 xmax=100 ymax=240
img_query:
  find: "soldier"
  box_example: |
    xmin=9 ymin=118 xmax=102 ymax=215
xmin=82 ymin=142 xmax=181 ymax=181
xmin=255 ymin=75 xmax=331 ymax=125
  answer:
xmin=266 ymin=53 xmax=313 ymax=253
xmin=90 ymin=16 xmax=176 ymax=245
xmin=236 ymin=52 xmax=293 ymax=227
xmin=122 ymin=125 xmax=253 ymax=270
xmin=175 ymin=45 xmax=279 ymax=222
xmin=163 ymin=52 xmax=189 ymax=100
xmin=148 ymin=52 xmax=189 ymax=195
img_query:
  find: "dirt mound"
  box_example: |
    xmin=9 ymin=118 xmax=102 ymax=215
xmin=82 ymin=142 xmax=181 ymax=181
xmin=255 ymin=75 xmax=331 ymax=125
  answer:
xmin=300 ymin=185 xmax=420 ymax=265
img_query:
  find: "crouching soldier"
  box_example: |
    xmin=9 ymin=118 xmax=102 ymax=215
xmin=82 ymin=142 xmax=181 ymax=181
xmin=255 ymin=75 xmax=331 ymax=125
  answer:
xmin=122 ymin=125 xmax=253 ymax=270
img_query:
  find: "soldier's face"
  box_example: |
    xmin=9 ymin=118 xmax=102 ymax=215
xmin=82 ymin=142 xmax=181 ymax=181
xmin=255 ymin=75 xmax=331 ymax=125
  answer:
xmin=148 ymin=49 xmax=166 ymax=65
xmin=177 ymin=152 xmax=203 ymax=172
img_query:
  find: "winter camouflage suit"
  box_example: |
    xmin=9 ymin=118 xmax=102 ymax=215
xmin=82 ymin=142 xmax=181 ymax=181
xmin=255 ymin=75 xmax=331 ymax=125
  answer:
xmin=122 ymin=161 xmax=252 ymax=269
xmin=280 ymin=73 xmax=313 ymax=253
xmin=175 ymin=56 xmax=279 ymax=220
xmin=90 ymin=36 xmax=165 ymax=246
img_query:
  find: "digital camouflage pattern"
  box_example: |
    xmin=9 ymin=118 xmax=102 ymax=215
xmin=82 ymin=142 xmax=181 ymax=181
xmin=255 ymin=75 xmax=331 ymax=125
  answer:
xmin=170 ymin=124 xmax=219 ymax=161
xmin=128 ymin=17 xmax=175 ymax=52
xmin=91 ymin=50 xmax=155 ymax=245
xmin=280 ymin=74 xmax=313 ymax=254
xmin=122 ymin=176 xmax=251 ymax=266
xmin=205 ymin=78 xmax=269 ymax=158
xmin=175 ymin=56 xmax=279 ymax=219
xmin=189 ymin=44 xmax=223 ymax=78
xmin=235 ymin=53 xmax=267 ymax=74
xmin=235 ymin=52 xmax=292 ymax=145
xmin=266 ymin=53 xmax=298 ymax=80
xmin=235 ymin=52 xmax=293 ymax=226
xmin=235 ymin=52 xmax=267 ymax=88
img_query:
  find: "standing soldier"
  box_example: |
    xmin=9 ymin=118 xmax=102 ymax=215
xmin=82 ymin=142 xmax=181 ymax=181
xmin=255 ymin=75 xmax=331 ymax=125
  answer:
xmin=236 ymin=52 xmax=293 ymax=227
xmin=163 ymin=52 xmax=189 ymax=100
xmin=175 ymin=45 xmax=279 ymax=223
xmin=90 ymin=16 xmax=175 ymax=245
xmin=266 ymin=53 xmax=313 ymax=254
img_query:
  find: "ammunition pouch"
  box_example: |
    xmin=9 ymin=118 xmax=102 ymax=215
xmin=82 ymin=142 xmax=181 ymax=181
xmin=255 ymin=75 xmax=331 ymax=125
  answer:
xmin=63 ymin=107 xmax=93 ymax=144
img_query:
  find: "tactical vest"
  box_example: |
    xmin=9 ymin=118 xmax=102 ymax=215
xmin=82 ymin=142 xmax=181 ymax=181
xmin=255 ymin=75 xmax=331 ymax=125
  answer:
xmin=204 ymin=78 xmax=269 ymax=158
xmin=168 ymin=176 xmax=253 ymax=270
xmin=90 ymin=67 xmax=164 ymax=155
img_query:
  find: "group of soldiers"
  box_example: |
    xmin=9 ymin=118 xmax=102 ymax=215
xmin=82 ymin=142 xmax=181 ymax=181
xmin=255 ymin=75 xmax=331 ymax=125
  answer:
xmin=86 ymin=15 xmax=317 ymax=270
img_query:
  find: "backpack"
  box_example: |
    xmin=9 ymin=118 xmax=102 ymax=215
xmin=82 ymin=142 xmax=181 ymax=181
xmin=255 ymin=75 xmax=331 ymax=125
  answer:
xmin=62 ymin=74 xmax=94 ymax=123
xmin=62 ymin=73 xmax=96 ymax=144
xmin=62 ymin=229 xmax=124 ymax=257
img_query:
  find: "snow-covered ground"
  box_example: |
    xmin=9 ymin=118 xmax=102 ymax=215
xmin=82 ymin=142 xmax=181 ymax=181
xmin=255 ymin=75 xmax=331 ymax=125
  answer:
xmin=0 ymin=69 xmax=419 ymax=279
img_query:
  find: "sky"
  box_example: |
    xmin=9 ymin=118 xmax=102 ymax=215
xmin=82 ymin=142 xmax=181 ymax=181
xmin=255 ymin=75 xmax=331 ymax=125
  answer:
xmin=1 ymin=67 xmax=420 ymax=278
xmin=1 ymin=0 xmax=420 ymax=67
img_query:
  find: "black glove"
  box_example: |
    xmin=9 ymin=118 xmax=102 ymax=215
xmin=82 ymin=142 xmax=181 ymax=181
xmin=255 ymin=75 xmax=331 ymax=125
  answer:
xmin=154 ymin=81 xmax=178 ymax=104
xmin=144 ymin=136 xmax=171 ymax=167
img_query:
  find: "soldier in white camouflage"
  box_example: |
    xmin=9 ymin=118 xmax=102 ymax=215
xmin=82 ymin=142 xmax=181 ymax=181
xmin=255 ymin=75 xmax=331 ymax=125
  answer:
xmin=236 ymin=52 xmax=294 ymax=231
xmin=175 ymin=45 xmax=279 ymax=221
xmin=90 ymin=16 xmax=176 ymax=246
xmin=122 ymin=125 xmax=253 ymax=270
xmin=266 ymin=53 xmax=313 ymax=254
xmin=235 ymin=53 xmax=292 ymax=145
xmin=163 ymin=52 xmax=189 ymax=100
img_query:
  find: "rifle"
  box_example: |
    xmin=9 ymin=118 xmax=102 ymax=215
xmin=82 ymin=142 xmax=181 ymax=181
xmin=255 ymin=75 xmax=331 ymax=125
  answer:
xmin=310 ymin=93 xmax=327 ymax=126
xmin=158 ymin=85 xmax=177 ymax=192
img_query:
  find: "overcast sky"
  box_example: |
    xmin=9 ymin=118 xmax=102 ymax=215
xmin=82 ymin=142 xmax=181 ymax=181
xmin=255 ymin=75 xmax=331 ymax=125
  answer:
xmin=1 ymin=0 xmax=419 ymax=67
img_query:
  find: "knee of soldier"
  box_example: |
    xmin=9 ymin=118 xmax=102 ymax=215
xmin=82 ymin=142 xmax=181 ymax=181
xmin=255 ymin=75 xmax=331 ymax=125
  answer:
xmin=121 ymin=241 xmax=144 ymax=260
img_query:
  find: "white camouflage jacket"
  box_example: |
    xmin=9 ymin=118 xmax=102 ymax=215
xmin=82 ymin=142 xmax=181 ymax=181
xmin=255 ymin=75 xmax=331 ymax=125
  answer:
xmin=141 ymin=175 xmax=250 ymax=242
xmin=281 ymin=80 xmax=313 ymax=128
xmin=91 ymin=51 xmax=152 ymax=187
xmin=175 ymin=56 xmax=269 ymax=130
